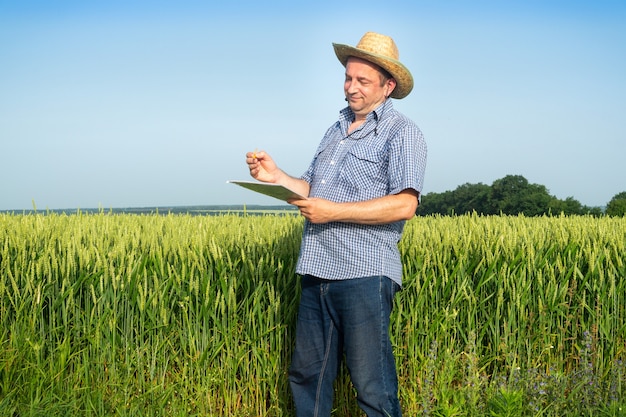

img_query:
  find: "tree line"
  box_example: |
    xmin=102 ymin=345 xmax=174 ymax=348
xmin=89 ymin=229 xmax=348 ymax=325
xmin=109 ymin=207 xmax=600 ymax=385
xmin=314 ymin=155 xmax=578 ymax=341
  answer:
xmin=417 ymin=175 xmax=626 ymax=216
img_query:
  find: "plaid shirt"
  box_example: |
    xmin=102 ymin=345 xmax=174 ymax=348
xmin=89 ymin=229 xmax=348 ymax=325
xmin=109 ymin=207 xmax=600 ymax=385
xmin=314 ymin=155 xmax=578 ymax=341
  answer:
xmin=295 ymin=100 xmax=427 ymax=286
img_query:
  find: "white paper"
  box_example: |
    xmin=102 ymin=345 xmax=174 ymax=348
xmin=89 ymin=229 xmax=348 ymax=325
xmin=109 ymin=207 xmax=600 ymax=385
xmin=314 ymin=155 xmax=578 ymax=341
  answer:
xmin=227 ymin=180 xmax=306 ymax=202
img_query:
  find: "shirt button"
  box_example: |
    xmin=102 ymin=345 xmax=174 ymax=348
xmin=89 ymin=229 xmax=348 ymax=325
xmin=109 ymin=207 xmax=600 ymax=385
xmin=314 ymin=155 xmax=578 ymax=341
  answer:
xmin=330 ymin=160 xmax=335 ymax=165
xmin=321 ymin=180 xmax=326 ymax=184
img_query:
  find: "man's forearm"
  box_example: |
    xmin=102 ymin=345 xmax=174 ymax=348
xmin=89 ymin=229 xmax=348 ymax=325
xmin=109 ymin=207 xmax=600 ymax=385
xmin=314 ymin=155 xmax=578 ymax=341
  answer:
xmin=292 ymin=188 xmax=419 ymax=225
xmin=332 ymin=189 xmax=419 ymax=224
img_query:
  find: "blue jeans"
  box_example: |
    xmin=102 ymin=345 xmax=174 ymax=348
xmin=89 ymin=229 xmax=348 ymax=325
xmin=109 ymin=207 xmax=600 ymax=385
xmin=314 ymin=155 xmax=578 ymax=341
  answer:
xmin=288 ymin=275 xmax=402 ymax=417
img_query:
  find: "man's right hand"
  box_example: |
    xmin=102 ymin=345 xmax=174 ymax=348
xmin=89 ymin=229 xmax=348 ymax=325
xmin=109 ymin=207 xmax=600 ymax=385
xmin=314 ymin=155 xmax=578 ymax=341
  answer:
xmin=246 ymin=150 xmax=279 ymax=183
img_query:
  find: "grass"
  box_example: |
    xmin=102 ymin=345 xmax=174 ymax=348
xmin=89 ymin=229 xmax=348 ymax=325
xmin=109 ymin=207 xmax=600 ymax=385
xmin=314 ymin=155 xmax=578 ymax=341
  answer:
xmin=0 ymin=212 xmax=625 ymax=416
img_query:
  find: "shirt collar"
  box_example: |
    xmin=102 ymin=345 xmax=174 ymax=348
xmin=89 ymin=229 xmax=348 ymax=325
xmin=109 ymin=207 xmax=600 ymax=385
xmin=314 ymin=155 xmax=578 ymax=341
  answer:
xmin=339 ymin=99 xmax=394 ymax=134
xmin=339 ymin=99 xmax=393 ymax=123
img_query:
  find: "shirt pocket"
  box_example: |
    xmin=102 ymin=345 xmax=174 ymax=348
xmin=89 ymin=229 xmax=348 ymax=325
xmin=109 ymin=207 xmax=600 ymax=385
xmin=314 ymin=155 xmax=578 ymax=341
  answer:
xmin=340 ymin=145 xmax=387 ymax=194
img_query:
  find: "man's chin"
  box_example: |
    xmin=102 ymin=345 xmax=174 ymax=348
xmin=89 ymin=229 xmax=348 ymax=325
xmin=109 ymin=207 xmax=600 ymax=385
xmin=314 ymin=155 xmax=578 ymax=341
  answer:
xmin=347 ymin=101 xmax=361 ymax=111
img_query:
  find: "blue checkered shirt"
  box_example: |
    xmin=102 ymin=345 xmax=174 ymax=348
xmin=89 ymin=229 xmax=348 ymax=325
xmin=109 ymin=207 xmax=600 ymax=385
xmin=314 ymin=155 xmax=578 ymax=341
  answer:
xmin=295 ymin=100 xmax=427 ymax=286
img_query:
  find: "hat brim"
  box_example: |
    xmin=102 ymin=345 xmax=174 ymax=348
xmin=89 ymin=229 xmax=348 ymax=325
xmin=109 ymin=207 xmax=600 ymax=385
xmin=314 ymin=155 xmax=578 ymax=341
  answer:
xmin=333 ymin=42 xmax=414 ymax=99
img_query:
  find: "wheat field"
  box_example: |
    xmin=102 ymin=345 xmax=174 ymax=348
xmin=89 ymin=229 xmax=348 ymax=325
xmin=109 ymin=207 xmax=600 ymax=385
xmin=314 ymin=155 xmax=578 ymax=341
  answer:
xmin=1 ymin=212 xmax=624 ymax=416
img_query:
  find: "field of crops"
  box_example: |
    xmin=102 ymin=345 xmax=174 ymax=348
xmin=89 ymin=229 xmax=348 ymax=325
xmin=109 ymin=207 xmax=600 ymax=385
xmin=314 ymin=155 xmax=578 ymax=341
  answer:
xmin=1 ymin=212 xmax=625 ymax=416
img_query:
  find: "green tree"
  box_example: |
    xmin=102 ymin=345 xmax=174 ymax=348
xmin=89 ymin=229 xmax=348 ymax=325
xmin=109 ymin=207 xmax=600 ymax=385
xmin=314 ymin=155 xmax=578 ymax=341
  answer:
xmin=605 ymin=191 xmax=626 ymax=216
xmin=583 ymin=206 xmax=604 ymax=217
xmin=418 ymin=190 xmax=456 ymax=215
xmin=490 ymin=175 xmax=552 ymax=216
xmin=549 ymin=196 xmax=584 ymax=215
xmin=453 ymin=182 xmax=493 ymax=215
xmin=419 ymin=175 xmax=597 ymax=217
xmin=419 ymin=183 xmax=492 ymax=216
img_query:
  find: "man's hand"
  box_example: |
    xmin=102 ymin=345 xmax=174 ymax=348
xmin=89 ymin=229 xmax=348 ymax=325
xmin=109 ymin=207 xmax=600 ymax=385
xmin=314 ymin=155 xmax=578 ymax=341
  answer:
xmin=289 ymin=198 xmax=337 ymax=224
xmin=246 ymin=150 xmax=280 ymax=183
xmin=245 ymin=150 xmax=312 ymax=197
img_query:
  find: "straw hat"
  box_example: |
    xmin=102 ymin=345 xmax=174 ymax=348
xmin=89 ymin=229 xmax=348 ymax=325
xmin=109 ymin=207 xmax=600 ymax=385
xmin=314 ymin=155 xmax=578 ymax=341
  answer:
xmin=333 ymin=32 xmax=414 ymax=99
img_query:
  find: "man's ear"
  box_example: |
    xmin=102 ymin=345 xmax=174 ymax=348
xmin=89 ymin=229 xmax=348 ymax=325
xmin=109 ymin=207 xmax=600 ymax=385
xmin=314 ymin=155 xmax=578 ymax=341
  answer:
xmin=386 ymin=78 xmax=397 ymax=98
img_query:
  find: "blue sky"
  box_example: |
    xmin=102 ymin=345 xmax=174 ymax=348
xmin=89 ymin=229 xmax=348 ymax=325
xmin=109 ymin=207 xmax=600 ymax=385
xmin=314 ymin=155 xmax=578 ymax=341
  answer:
xmin=1 ymin=0 xmax=625 ymax=210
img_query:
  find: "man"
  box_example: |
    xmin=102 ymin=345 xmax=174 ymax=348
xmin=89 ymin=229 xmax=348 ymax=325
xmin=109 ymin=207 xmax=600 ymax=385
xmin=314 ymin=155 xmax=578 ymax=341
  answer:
xmin=246 ymin=32 xmax=427 ymax=417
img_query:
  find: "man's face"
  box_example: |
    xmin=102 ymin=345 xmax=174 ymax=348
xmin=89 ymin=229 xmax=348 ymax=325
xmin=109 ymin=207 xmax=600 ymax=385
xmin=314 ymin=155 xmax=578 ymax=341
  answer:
xmin=344 ymin=57 xmax=395 ymax=118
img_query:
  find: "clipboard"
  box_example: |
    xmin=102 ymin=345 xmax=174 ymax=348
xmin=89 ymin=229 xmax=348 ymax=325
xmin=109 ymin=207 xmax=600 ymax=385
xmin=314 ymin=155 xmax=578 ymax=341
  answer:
xmin=227 ymin=180 xmax=306 ymax=202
